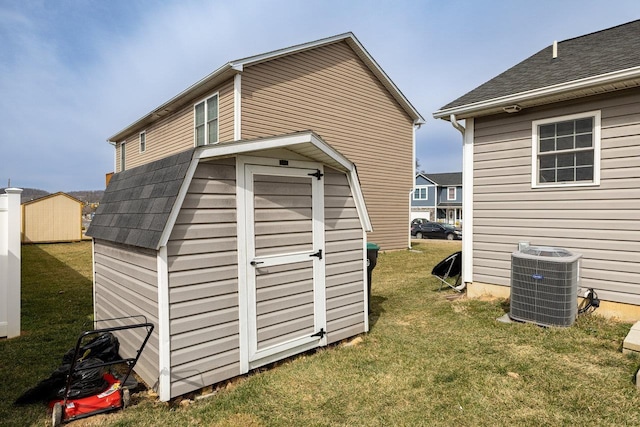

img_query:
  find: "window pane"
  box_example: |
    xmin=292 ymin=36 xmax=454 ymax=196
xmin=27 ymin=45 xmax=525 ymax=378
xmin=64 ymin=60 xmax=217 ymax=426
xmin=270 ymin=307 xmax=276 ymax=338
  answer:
xmin=196 ymin=125 xmax=204 ymax=146
xmin=195 ymin=102 xmax=204 ymax=126
xmin=575 ymin=133 xmax=592 ymax=148
xmin=539 ymin=124 xmax=555 ymax=139
xmin=208 ymin=119 xmax=218 ymax=143
xmin=556 ymin=136 xmax=574 ymax=151
xmin=539 ymin=169 xmax=555 ymax=183
xmin=207 ymin=96 xmax=218 ymax=119
xmin=575 ymin=118 xmax=593 ymax=134
xmin=539 ymin=155 xmax=555 ymax=169
xmin=576 ymin=166 xmax=593 ymax=181
xmin=556 ymin=153 xmax=575 ymax=167
xmin=556 ymin=121 xmax=574 ymax=136
xmin=576 ymin=151 xmax=593 ymax=166
xmin=557 ymin=168 xmax=574 ymax=182
xmin=540 ymin=138 xmax=555 ymax=152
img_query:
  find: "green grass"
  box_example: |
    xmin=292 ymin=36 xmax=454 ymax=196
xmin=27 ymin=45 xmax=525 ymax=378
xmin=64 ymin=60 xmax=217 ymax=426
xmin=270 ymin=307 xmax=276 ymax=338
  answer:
xmin=3 ymin=241 xmax=640 ymax=426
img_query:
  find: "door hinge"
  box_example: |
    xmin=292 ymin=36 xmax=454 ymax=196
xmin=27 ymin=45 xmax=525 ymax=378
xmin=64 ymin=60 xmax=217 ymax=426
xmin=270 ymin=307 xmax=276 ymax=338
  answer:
xmin=310 ymin=249 xmax=323 ymax=260
xmin=311 ymin=328 xmax=326 ymax=339
xmin=308 ymin=169 xmax=324 ymax=180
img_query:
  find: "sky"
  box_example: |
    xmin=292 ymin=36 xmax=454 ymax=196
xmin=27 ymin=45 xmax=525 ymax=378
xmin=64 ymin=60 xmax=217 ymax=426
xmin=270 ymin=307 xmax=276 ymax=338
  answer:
xmin=1 ymin=0 xmax=639 ymax=192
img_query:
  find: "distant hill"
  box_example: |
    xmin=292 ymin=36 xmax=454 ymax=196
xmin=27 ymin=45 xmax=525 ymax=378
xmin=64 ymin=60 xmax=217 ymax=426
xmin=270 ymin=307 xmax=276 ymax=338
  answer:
xmin=0 ymin=188 xmax=104 ymax=205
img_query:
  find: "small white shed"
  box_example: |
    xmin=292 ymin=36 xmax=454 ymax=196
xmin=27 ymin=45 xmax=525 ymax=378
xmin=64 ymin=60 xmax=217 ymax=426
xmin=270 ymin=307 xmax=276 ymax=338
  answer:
xmin=86 ymin=131 xmax=371 ymax=400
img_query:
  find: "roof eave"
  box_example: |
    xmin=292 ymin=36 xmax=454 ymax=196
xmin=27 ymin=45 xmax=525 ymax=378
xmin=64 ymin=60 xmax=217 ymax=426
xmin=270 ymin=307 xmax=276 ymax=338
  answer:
xmin=107 ymin=63 xmax=237 ymax=142
xmin=433 ymin=66 xmax=640 ymax=120
xmin=108 ymin=33 xmax=424 ymax=143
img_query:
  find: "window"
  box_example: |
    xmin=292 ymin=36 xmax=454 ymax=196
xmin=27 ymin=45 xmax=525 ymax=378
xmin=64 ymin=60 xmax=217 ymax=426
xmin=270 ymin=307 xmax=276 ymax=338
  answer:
xmin=532 ymin=111 xmax=600 ymax=187
xmin=413 ymin=186 xmax=428 ymax=200
xmin=139 ymin=131 xmax=146 ymax=153
xmin=120 ymin=142 xmax=126 ymax=171
xmin=447 ymin=187 xmax=456 ymax=200
xmin=195 ymin=94 xmax=219 ymax=146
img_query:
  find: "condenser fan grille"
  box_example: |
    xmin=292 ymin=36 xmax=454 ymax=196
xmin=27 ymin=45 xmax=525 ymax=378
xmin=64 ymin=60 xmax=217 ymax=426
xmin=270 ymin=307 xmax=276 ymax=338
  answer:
xmin=510 ymin=247 xmax=581 ymax=327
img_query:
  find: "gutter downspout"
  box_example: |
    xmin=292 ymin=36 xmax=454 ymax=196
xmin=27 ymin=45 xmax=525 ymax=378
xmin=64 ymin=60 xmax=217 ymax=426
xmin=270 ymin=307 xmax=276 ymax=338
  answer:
xmin=449 ymin=114 xmax=473 ymax=286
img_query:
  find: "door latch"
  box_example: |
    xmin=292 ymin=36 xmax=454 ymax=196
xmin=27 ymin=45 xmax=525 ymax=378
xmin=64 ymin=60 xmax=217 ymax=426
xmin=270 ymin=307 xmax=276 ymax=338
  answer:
xmin=311 ymin=328 xmax=326 ymax=339
xmin=309 ymin=250 xmax=323 ymax=260
xmin=250 ymin=260 xmax=264 ymax=266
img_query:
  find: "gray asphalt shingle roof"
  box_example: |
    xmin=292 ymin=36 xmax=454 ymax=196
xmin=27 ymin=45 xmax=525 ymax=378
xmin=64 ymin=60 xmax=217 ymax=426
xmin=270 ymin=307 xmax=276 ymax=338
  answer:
xmin=442 ymin=19 xmax=640 ymax=110
xmin=86 ymin=148 xmax=195 ymax=250
xmin=424 ymin=172 xmax=462 ymax=187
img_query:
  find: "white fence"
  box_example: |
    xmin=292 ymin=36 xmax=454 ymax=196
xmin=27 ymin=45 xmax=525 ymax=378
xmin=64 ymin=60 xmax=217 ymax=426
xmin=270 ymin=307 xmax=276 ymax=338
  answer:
xmin=0 ymin=188 xmax=22 ymax=338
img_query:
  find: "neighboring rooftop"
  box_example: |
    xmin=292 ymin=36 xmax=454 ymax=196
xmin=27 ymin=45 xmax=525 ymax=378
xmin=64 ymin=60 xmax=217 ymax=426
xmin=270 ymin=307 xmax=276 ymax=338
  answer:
xmin=422 ymin=172 xmax=462 ymax=187
xmin=435 ymin=19 xmax=640 ymax=118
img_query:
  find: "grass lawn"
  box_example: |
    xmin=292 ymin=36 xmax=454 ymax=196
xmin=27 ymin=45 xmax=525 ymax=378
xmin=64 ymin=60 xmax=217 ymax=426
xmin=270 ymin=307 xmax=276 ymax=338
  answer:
xmin=3 ymin=240 xmax=640 ymax=426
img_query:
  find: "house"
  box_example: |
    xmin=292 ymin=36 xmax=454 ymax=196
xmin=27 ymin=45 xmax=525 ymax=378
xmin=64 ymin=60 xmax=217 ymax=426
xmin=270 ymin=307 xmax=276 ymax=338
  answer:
xmin=109 ymin=33 xmax=424 ymax=250
xmin=433 ymin=19 xmax=640 ymax=321
xmin=412 ymin=172 xmax=462 ymax=225
xmin=86 ymin=131 xmax=371 ymax=401
xmin=21 ymin=192 xmax=83 ymax=243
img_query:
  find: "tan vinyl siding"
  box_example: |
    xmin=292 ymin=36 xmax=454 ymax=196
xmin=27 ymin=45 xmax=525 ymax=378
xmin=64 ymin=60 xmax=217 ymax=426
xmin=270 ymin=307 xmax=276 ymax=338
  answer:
xmin=21 ymin=194 xmax=82 ymax=243
xmin=93 ymin=239 xmax=159 ymax=388
xmin=324 ymin=167 xmax=365 ymax=344
xmin=241 ymin=41 xmax=414 ymax=249
xmin=166 ymin=158 xmax=240 ymax=398
xmin=116 ymin=79 xmax=235 ymax=172
xmin=472 ymin=87 xmax=640 ymax=305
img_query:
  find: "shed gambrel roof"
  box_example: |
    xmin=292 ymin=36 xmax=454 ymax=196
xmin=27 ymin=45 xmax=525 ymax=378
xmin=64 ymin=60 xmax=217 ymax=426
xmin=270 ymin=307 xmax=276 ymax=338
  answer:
xmin=108 ymin=32 xmax=424 ymax=142
xmin=423 ymin=172 xmax=462 ymax=187
xmin=87 ymin=131 xmax=371 ymax=251
xmin=434 ymin=19 xmax=640 ymax=119
xmin=86 ymin=149 xmax=195 ymax=249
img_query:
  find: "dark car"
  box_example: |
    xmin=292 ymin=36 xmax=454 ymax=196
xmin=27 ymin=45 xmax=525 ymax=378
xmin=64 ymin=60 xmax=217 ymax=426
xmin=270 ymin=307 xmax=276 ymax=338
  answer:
xmin=411 ymin=221 xmax=462 ymax=240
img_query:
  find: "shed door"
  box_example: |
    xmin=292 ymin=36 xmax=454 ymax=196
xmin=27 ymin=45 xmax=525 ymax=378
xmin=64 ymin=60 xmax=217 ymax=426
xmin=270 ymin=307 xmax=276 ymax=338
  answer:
xmin=245 ymin=164 xmax=326 ymax=368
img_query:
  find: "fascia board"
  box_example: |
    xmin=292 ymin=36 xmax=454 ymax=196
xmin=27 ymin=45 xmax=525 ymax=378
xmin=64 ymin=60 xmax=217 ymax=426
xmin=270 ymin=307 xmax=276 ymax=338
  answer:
xmin=433 ymin=66 xmax=640 ymax=120
xmin=156 ymin=156 xmax=200 ymax=249
xmin=107 ymin=63 xmax=236 ymax=142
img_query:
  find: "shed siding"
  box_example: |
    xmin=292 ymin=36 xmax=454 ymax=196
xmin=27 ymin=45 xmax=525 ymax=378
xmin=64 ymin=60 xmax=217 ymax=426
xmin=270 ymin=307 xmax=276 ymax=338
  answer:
xmin=472 ymin=87 xmax=640 ymax=305
xmin=116 ymin=79 xmax=235 ymax=172
xmin=166 ymin=158 xmax=240 ymax=397
xmin=93 ymin=239 xmax=159 ymax=388
xmin=323 ymin=167 xmax=365 ymax=344
xmin=241 ymin=41 xmax=414 ymax=249
xmin=22 ymin=195 xmax=82 ymax=243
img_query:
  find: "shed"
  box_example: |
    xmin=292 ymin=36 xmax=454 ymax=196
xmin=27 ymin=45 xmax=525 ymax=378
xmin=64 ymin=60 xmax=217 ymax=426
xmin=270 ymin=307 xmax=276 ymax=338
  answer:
xmin=21 ymin=192 xmax=83 ymax=243
xmin=86 ymin=131 xmax=372 ymax=401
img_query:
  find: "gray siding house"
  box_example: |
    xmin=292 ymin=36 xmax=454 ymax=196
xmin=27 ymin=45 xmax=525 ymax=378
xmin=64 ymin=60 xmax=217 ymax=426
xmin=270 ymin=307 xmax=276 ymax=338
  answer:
xmin=411 ymin=173 xmax=462 ymax=224
xmin=86 ymin=132 xmax=371 ymax=400
xmin=434 ymin=19 xmax=640 ymax=321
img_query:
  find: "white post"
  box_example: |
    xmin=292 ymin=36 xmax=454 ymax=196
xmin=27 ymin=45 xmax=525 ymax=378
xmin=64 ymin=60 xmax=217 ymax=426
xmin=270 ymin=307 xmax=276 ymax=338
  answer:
xmin=1 ymin=188 xmax=23 ymax=338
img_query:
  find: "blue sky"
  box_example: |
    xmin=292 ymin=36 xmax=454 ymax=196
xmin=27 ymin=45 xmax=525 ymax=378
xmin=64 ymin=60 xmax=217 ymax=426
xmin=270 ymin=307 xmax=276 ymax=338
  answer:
xmin=1 ymin=0 xmax=639 ymax=191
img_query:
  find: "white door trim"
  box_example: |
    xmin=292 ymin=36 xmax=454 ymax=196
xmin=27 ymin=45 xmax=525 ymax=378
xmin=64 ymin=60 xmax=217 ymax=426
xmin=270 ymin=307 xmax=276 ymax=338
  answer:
xmin=237 ymin=156 xmax=326 ymax=371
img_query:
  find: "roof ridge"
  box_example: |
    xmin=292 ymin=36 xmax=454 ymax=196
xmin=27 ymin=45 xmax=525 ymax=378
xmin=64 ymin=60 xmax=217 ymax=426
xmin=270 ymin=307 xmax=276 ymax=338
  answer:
xmin=559 ymin=18 xmax=640 ymax=45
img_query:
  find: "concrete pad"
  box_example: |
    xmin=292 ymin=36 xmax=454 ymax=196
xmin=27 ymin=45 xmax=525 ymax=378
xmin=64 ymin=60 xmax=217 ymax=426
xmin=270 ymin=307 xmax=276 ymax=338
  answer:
xmin=622 ymin=321 xmax=640 ymax=354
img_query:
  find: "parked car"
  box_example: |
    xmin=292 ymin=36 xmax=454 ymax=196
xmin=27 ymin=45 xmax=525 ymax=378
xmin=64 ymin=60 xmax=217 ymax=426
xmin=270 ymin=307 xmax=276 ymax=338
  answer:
xmin=411 ymin=221 xmax=462 ymax=240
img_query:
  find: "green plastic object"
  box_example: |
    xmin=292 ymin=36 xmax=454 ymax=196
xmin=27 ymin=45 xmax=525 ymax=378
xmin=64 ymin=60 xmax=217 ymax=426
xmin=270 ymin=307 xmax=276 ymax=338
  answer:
xmin=366 ymin=242 xmax=380 ymax=250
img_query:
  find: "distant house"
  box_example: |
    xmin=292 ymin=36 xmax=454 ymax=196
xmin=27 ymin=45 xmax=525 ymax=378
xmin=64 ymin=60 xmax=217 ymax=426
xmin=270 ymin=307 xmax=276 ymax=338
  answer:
xmin=433 ymin=19 xmax=640 ymax=321
xmin=411 ymin=172 xmax=462 ymax=225
xmin=21 ymin=192 xmax=83 ymax=243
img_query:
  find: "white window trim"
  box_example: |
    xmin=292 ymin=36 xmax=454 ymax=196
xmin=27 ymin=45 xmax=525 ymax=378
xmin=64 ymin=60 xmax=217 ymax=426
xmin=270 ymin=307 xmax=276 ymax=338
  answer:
xmin=413 ymin=185 xmax=428 ymax=200
xmin=447 ymin=186 xmax=456 ymax=201
xmin=194 ymin=92 xmax=220 ymax=147
xmin=531 ymin=110 xmax=601 ymax=189
xmin=139 ymin=130 xmax=146 ymax=153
